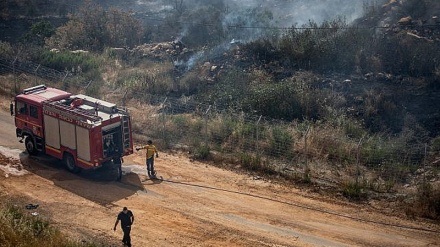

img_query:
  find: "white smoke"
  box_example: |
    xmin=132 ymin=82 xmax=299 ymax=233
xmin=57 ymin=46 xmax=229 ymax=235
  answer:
xmin=134 ymin=0 xmax=381 ymax=26
xmin=135 ymin=0 xmax=388 ymax=70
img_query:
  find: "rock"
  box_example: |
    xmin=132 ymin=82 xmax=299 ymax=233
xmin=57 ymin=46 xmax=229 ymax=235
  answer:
xmin=398 ymin=16 xmax=412 ymax=25
xmin=109 ymin=47 xmax=127 ymax=57
xmin=71 ymin=49 xmax=89 ymax=54
xmin=382 ymin=0 xmax=399 ymax=9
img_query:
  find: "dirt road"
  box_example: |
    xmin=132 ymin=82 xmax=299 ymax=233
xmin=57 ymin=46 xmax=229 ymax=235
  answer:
xmin=0 ymin=109 xmax=439 ymax=247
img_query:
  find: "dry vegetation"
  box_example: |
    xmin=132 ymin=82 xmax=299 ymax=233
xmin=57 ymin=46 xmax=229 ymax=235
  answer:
xmin=0 ymin=153 xmax=104 ymax=247
xmin=0 ymin=0 xmax=439 ymax=225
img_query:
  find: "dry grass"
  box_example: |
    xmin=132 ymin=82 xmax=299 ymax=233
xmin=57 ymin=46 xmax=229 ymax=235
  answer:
xmin=126 ymin=99 xmax=163 ymax=141
xmin=404 ymin=183 xmax=440 ymax=220
xmin=0 ymin=198 xmax=101 ymax=247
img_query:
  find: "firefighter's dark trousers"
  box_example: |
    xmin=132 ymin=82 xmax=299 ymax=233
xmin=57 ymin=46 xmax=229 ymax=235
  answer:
xmin=122 ymin=225 xmax=131 ymax=247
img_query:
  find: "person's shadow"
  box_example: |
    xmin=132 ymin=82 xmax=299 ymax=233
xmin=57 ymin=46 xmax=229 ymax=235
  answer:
xmin=141 ymin=176 xmax=164 ymax=185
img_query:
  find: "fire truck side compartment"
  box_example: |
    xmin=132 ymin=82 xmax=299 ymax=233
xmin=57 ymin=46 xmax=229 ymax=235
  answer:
xmin=76 ymin=126 xmax=91 ymax=161
xmin=44 ymin=115 xmax=60 ymax=149
xmin=60 ymin=120 xmax=76 ymax=149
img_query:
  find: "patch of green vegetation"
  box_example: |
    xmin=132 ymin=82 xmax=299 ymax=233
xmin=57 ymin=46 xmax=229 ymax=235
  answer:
xmin=432 ymin=136 xmax=440 ymax=152
xmin=193 ymin=144 xmax=211 ymax=160
xmin=342 ymin=181 xmax=367 ymax=201
xmin=38 ymin=50 xmax=100 ymax=74
xmin=0 ymin=201 xmax=101 ymax=247
xmin=407 ymin=183 xmax=440 ymax=220
xmin=21 ymin=20 xmax=55 ymax=46
xmin=269 ymin=126 xmax=294 ymax=158
xmin=240 ymin=153 xmax=262 ymax=171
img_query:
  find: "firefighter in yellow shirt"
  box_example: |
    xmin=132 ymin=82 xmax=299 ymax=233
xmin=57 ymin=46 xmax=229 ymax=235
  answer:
xmin=136 ymin=140 xmax=159 ymax=179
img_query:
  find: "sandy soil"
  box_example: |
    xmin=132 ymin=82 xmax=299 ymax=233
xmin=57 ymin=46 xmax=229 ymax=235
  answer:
xmin=0 ymin=109 xmax=439 ymax=247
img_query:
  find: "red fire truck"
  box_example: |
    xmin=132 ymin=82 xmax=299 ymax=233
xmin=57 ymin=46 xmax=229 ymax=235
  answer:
xmin=10 ymin=85 xmax=133 ymax=177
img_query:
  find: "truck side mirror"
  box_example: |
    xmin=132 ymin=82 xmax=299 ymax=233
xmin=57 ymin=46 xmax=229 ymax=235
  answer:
xmin=10 ymin=102 xmax=14 ymax=116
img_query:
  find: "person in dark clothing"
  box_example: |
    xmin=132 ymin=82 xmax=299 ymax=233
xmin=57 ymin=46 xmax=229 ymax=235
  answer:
xmin=113 ymin=152 xmax=124 ymax=181
xmin=114 ymin=207 xmax=134 ymax=247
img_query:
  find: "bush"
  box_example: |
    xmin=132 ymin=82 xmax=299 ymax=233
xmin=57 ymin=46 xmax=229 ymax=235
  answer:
xmin=240 ymin=153 xmax=262 ymax=171
xmin=431 ymin=136 xmax=440 ymax=152
xmin=21 ymin=20 xmax=55 ymax=46
xmin=409 ymin=183 xmax=440 ymax=220
xmin=360 ymin=136 xmax=388 ymax=167
xmin=210 ymin=116 xmax=237 ymax=146
xmin=0 ymin=41 xmax=14 ymax=59
xmin=116 ymin=64 xmax=175 ymax=95
xmin=37 ymin=50 xmax=100 ymax=74
xmin=193 ymin=144 xmax=210 ymax=160
xmin=269 ymin=126 xmax=294 ymax=158
xmin=344 ymin=119 xmax=367 ymax=139
xmin=46 ymin=2 xmax=144 ymax=52
xmin=245 ymin=81 xmax=304 ymax=121
xmin=342 ymin=181 xmax=367 ymax=201
xmin=0 ymin=202 xmax=100 ymax=247
xmin=178 ymin=71 xmax=206 ymax=95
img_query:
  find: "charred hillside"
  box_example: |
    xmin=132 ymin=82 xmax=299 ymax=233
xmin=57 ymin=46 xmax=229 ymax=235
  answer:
xmin=1 ymin=0 xmax=440 ymax=221
xmin=205 ymin=0 xmax=440 ymax=136
xmin=0 ymin=0 xmax=439 ymax=137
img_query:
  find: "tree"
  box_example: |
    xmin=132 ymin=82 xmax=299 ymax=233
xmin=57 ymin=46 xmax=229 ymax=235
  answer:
xmin=21 ymin=20 xmax=55 ymax=46
xmin=107 ymin=8 xmax=143 ymax=48
xmin=46 ymin=1 xmax=143 ymax=51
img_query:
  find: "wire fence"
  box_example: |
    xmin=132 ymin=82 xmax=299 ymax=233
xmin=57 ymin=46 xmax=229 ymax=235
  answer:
xmin=0 ymin=57 xmax=69 ymax=81
xmin=132 ymin=93 xmax=439 ymax=193
xmin=1 ymin=58 xmax=438 ymax=194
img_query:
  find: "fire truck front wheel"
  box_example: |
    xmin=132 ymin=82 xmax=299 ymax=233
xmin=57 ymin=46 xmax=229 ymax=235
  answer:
xmin=64 ymin=153 xmax=81 ymax=173
xmin=25 ymin=137 xmax=38 ymax=155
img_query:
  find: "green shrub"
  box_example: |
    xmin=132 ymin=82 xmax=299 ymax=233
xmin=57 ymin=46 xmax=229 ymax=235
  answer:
xmin=116 ymin=66 xmax=174 ymax=95
xmin=194 ymin=144 xmax=210 ymax=160
xmin=412 ymin=183 xmax=440 ymax=220
xmin=178 ymin=71 xmax=206 ymax=95
xmin=432 ymin=136 xmax=440 ymax=152
xmin=38 ymin=50 xmax=100 ymax=73
xmin=240 ymin=153 xmax=262 ymax=171
xmin=360 ymin=137 xmax=387 ymax=166
xmin=172 ymin=115 xmax=189 ymax=130
xmin=269 ymin=126 xmax=293 ymax=158
xmin=342 ymin=181 xmax=367 ymax=201
xmin=327 ymin=143 xmax=355 ymax=164
xmin=210 ymin=116 xmax=237 ymax=145
xmin=0 ymin=41 xmax=14 ymax=59
xmin=245 ymin=82 xmax=304 ymax=121
xmin=21 ymin=20 xmax=55 ymax=46
xmin=344 ymin=119 xmax=366 ymax=139
xmin=0 ymin=202 xmax=100 ymax=247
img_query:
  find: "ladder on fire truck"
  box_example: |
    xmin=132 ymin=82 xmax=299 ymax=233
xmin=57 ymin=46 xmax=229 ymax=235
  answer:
xmin=44 ymin=100 xmax=103 ymax=123
xmin=122 ymin=115 xmax=130 ymax=150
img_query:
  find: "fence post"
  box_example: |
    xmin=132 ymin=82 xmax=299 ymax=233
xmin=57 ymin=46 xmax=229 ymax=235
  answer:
xmin=424 ymin=143 xmax=427 ymax=183
xmin=62 ymin=71 xmax=69 ymax=89
xmin=12 ymin=56 xmax=18 ymax=94
xmin=161 ymin=97 xmax=168 ymax=146
xmin=34 ymin=64 xmax=41 ymax=85
xmin=304 ymin=125 xmax=311 ymax=180
xmin=356 ymin=137 xmax=364 ymax=185
xmin=122 ymin=90 xmax=128 ymax=107
xmin=256 ymin=115 xmax=262 ymax=151
xmin=204 ymin=105 xmax=212 ymax=145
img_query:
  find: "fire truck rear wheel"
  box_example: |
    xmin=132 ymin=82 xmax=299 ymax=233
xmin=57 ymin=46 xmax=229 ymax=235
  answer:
xmin=25 ymin=137 xmax=38 ymax=155
xmin=64 ymin=153 xmax=81 ymax=173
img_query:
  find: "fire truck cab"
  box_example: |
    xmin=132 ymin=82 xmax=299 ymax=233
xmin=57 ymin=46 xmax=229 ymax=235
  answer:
xmin=11 ymin=85 xmax=133 ymax=175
